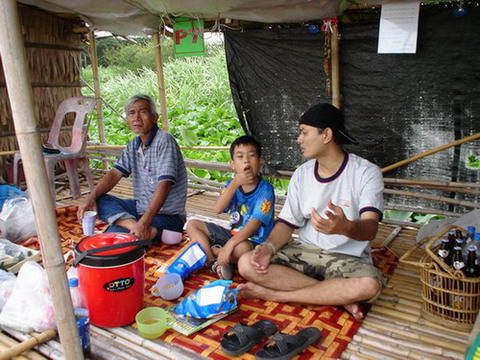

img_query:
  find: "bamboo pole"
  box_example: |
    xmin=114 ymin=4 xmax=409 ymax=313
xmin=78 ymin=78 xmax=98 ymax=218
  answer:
xmin=88 ymin=30 xmax=108 ymax=170
xmin=153 ymin=32 xmax=169 ymax=131
xmin=88 ymin=30 xmax=105 ymax=144
xmin=384 ymin=177 xmax=480 ymax=189
xmin=330 ymin=23 xmax=341 ymax=109
xmin=0 ymin=330 xmax=57 ymax=360
xmin=382 ymin=132 xmax=480 ymax=173
xmin=384 ymin=188 xmax=480 ymax=209
xmin=0 ymin=1 xmax=83 ymax=359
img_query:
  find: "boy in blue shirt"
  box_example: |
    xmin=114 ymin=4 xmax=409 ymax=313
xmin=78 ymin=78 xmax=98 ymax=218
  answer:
xmin=187 ymin=135 xmax=275 ymax=280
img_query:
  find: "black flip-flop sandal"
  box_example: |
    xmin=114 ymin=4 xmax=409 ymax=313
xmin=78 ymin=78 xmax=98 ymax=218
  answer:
xmin=255 ymin=327 xmax=321 ymax=360
xmin=221 ymin=320 xmax=277 ymax=356
xmin=209 ymin=260 xmax=233 ymax=280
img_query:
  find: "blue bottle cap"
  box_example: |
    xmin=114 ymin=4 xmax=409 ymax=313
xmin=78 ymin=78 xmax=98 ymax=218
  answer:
xmin=68 ymin=278 xmax=79 ymax=287
xmin=468 ymin=226 xmax=476 ymax=233
xmin=474 ymin=233 xmax=480 ymax=241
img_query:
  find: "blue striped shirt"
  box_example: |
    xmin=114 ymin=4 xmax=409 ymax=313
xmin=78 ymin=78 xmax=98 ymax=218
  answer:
xmin=114 ymin=125 xmax=187 ymax=217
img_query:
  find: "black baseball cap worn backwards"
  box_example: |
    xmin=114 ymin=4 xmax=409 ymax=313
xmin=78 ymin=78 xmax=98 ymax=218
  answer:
xmin=299 ymin=103 xmax=359 ymax=145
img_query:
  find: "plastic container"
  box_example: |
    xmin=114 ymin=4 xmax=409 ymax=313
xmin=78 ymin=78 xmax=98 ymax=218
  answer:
xmin=135 ymin=307 xmax=171 ymax=339
xmin=161 ymin=229 xmax=183 ymax=245
xmin=74 ymin=233 xmax=150 ymax=327
xmin=150 ymin=273 xmax=184 ymax=300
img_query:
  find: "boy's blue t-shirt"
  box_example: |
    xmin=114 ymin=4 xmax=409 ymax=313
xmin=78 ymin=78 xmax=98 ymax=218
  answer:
xmin=224 ymin=177 xmax=275 ymax=244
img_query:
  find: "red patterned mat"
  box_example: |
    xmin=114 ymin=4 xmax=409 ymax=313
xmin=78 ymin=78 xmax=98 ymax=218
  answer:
xmin=20 ymin=206 xmax=398 ymax=360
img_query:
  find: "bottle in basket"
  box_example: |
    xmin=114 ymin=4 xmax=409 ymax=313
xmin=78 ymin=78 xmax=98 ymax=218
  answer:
xmin=462 ymin=226 xmax=476 ymax=261
xmin=455 ymin=229 xmax=463 ymax=240
xmin=451 ymin=246 xmax=465 ymax=273
xmin=447 ymin=230 xmax=456 ymax=250
xmin=473 ymin=233 xmax=480 ymax=265
xmin=450 ymin=247 xmax=466 ymax=310
xmin=438 ymin=239 xmax=452 ymax=266
xmin=465 ymin=246 xmax=480 ymax=278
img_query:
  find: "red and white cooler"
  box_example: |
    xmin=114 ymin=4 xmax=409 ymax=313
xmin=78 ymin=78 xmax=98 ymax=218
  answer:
xmin=74 ymin=233 xmax=150 ymax=327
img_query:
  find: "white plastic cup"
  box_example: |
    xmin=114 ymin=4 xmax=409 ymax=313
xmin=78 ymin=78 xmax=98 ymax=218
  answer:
xmin=81 ymin=211 xmax=97 ymax=236
xmin=150 ymin=273 xmax=184 ymax=300
xmin=161 ymin=229 xmax=183 ymax=245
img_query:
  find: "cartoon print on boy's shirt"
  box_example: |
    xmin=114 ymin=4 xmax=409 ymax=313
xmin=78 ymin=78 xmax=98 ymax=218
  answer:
xmin=260 ymin=200 xmax=272 ymax=215
xmin=230 ymin=204 xmax=249 ymax=234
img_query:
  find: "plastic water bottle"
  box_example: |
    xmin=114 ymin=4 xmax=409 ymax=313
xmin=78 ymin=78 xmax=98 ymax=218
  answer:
xmin=472 ymin=233 xmax=480 ymax=266
xmin=462 ymin=226 xmax=475 ymax=260
xmin=68 ymin=278 xmax=84 ymax=308
xmin=75 ymin=308 xmax=91 ymax=357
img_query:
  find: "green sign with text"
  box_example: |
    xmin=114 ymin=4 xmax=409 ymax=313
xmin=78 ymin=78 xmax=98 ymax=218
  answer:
xmin=174 ymin=17 xmax=205 ymax=58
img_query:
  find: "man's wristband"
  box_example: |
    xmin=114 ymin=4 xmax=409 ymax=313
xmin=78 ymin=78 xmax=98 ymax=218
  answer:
xmin=262 ymin=241 xmax=276 ymax=256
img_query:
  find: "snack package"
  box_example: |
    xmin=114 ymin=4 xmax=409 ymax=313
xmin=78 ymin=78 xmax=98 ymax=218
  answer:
xmin=173 ymin=280 xmax=238 ymax=319
xmin=155 ymin=241 xmax=207 ymax=280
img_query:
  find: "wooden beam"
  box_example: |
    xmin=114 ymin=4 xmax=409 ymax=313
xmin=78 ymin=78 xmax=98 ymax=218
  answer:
xmin=0 ymin=1 xmax=84 ymax=359
xmin=153 ymin=32 xmax=169 ymax=131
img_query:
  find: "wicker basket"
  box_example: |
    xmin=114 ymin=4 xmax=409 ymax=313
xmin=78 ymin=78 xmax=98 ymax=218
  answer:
xmin=400 ymin=226 xmax=480 ymax=332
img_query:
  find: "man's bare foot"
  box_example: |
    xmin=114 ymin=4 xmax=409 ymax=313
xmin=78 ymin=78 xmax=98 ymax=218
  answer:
xmin=237 ymin=282 xmax=276 ymax=301
xmin=344 ymin=303 xmax=364 ymax=320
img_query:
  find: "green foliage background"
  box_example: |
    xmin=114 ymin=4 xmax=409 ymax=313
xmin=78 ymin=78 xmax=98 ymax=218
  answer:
xmin=82 ymin=37 xmax=289 ymax=190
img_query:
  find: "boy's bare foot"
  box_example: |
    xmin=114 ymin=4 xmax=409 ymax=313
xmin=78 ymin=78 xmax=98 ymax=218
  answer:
xmin=344 ymin=303 xmax=364 ymax=320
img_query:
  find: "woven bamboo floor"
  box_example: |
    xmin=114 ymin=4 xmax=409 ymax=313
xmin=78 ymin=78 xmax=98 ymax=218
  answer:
xmin=52 ymin=176 xmax=471 ymax=360
xmin=0 ymin=174 xmax=471 ymax=359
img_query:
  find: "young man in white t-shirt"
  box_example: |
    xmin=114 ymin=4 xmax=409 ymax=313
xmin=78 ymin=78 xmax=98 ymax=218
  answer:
xmin=237 ymin=103 xmax=385 ymax=320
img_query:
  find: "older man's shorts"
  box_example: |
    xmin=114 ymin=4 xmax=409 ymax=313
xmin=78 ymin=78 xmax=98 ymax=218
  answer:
xmin=271 ymin=240 xmax=386 ymax=301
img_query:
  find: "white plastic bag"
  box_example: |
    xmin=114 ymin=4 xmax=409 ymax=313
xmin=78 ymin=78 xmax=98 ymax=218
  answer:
xmin=0 ymin=269 xmax=15 ymax=311
xmin=0 ymin=195 xmax=37 ymax=242
xmin=0 ymin=261 xmax=56 ymax=332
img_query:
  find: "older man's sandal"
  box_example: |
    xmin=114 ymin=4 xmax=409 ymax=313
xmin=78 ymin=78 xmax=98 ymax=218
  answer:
xmin=221 ymin=320 xmax=277 ymax=356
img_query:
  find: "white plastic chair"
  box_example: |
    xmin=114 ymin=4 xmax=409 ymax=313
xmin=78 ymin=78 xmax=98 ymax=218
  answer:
xmin=13 ymin=96 xmax=97 ymax=199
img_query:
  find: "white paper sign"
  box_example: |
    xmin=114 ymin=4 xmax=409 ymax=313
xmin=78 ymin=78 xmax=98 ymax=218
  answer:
xmin=378 ymin=2 xmax=420 ymax=54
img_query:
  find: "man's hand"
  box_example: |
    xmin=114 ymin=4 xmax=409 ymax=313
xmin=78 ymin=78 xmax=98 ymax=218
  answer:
xmin=129 ymin=220 xmax=157 ymax=240
xmin=77 ymin=196 xmax=97 ymax=221
xmin=250 ymin=243 xmax=272 ymax=274
xmin=311 ymin=200 xmax=349 ymax=236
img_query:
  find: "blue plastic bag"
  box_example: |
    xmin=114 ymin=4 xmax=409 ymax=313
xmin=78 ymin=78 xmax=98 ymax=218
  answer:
xmin=158 ymin=241 xmax=207 ymax=280
xmin=173 ymin=280 xmax=237 ymax=319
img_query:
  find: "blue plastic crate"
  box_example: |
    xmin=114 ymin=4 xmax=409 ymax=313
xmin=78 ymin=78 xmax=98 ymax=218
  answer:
xmin=0 ymin=185 xmax=24 ymax=210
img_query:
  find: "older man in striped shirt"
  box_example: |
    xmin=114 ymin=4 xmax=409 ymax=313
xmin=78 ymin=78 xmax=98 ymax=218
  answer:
xmin=77 ymin=94 xmax=187 ymax=241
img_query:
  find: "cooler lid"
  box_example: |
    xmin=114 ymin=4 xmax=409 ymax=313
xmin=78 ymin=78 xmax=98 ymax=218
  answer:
xmin=78 ymin=233 xmax=138 ymax=255
xmin=74 ymin=233 xmax=147 ymax=267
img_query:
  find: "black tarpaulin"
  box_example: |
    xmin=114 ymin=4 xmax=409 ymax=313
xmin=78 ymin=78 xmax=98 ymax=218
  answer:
xmin=224 ymin=6 xmax=480 ymax=209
